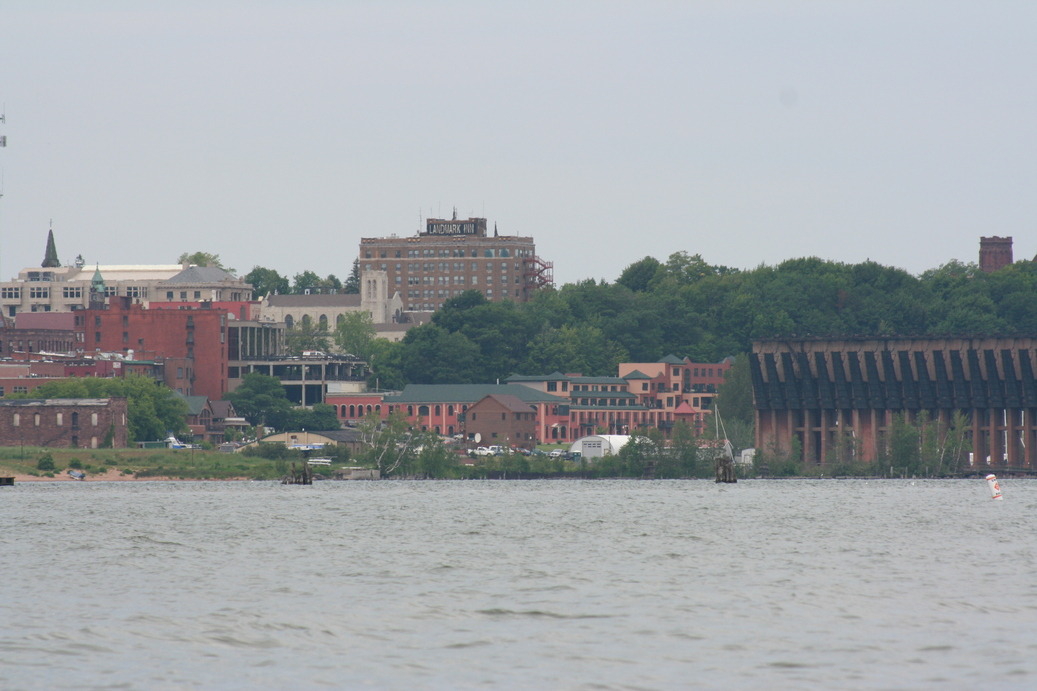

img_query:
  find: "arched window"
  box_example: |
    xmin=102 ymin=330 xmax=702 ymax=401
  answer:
xmin=285 ymin=315 xmax=294 ymax=329
xmin=407 ymin=405 xmax=414 ymax=416
xmin=447 ymin=405 xmax=455 ymax=416
xmin=319 ymin=314 xmax=328 ymax=329
xmin=349 ymin=405 xmax=356 ymax=417
xmin=375 ymin=405 xmax=381 ymax=414
xmin=418 ymin=405 xmax=430 ymax=416
xmin=301 ymin=314 xmax=312 ymax=327
xmin=434 ymin=405 xmax=441 ymax=416
xmin=336 ymin=314 xmax=345 ymax=326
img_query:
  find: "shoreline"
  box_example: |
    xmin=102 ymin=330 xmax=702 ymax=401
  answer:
xmin=1 ymin=468 xmax=251 ymax=483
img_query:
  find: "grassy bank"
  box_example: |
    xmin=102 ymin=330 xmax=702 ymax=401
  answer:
xmin=0 ymin=446 xmax=291 ymax=481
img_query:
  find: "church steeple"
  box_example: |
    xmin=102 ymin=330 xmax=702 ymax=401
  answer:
xmin=89 ymin=264 xmax=106 ymax=309
xmin=42 ymin=226 xmax=60 ymax=268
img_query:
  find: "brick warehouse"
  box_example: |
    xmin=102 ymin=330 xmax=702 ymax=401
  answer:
xmin=751 ymin=337 xmax=1037 ymax=469
xmin=0 ymin=398 xmax=129 ymax=448
xmin=75 ymin=298 xmax=229 ymax=399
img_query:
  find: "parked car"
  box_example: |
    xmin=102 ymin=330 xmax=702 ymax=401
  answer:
xmin=549 ymin=449 xmax=564 ymax=458
xmin=474 ymin=447 xmax=494 ymax=456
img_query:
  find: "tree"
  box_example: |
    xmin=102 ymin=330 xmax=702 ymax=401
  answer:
xmin=616 ymin=256 xmax=663 ymax=292
xmin=292 ymin=271 xmax=323 ymax=294
xmin=334 ymin=311 xmax=378 ymax=360
xmin=287 ymin=403 xmax=341 ymax=432
xmin=355 ymin=411 xmax=416 ymax=477
xmin=224 ymin=373 xmax=292 ymax=430
xmin=178 ymin=251 xmax=233 ymax=274
xmin=244 ymin=266 xmax=290 ymax=297
xmin=285 ymin=320 xmax=332 ymax=355
xmin=714 ymin=354 xmax=754 ymax=427
xmin=885 ymin=413 xmax=921 ymax=476
xmin=521 ymin=324 xmax=627 ymax=376
xmin=344 ymin=258 xmax=361 ymax=294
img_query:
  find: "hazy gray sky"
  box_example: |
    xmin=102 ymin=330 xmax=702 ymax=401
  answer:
xmin=1 ymin=1 xmax=1035 ymax=285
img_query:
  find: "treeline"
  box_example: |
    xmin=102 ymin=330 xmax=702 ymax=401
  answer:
xmin=364 ymin=253 xmax=1037 ymax=391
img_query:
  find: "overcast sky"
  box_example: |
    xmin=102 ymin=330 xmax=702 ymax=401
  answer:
xmin=1 ymin=1 xmax=1035 ymax=285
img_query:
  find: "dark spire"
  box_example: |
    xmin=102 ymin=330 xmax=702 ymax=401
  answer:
xmin=42 ymin=226 xmax=60 ymax=268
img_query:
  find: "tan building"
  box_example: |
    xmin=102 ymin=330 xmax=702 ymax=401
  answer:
xmin=255 ymin=271 xmax=422 ymax=342
xmin=1 ymin=262 xmax=251 ymax=317
xmin=358 ymin=213 xmax=553 ymax=311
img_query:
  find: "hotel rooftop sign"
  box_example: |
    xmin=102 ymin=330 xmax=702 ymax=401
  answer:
xmin=423 ymin=217 xmax=487 ymax=237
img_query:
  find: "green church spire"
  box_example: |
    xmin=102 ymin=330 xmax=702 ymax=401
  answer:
xmin=42 ymin=227 xmax=60 ymax=268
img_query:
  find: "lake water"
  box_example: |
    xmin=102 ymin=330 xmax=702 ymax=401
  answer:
xmin=2 ymin=479 xmax=1036 ymax=690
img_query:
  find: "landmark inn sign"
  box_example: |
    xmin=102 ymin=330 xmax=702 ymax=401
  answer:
xmin=423 ymin=217 xmax=487 ymax=237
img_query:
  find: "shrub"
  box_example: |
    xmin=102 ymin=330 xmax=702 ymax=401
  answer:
xmin=68 ymin=459 xmax=83 ymax=469
xmin=36 ymin=454 xmax=55 ymax=471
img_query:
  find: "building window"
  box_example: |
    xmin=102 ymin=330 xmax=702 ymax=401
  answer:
xmin=63 ymin=286 xmax=82 ymax=299
xmin=29 ymin=287 xmax=49 ymax=299
xmin=1 ymin=287 xmax=20 ymax=299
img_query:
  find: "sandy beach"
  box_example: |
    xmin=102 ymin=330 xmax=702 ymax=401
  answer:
xmin=0 ymin=468 xmax=246 ymax=483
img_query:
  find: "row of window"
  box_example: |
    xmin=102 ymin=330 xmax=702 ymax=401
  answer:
xmin=365 ymin=262 xmax=522 ymax=274
xmin=405 ymin=288 xmax=522 ymax=300
xmin=401 ymin=275 xmax=524 ymax=286
xmin=11 ymin=411 xmax=113 ymax=427
xmin=365 ymin=247 xmax=533 ymax=259
xmin=1 ymin=287 xmax=246 ymax=302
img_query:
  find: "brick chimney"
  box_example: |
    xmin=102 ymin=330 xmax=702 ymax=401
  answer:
xmin=979 ymin=236 xmax=1013 ymax=273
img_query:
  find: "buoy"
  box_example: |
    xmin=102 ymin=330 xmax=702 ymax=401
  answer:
xmin=985 ymin=474 xmax=1003 ymax=501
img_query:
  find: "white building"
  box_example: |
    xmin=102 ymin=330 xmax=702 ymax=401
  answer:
xmin=568 ymin=434 xmax=632 ymax=459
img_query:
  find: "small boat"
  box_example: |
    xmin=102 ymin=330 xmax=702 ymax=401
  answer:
xmin=67 ymin=469 xmax=87 ymax=481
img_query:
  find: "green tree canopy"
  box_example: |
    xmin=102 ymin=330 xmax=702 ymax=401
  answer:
xmin=287 ymin=403 xmax=341 ymax=432
xmin=244 ymin=266 xmax=290 ymax=297
xmin=224 ymin=372 xmax=293 ymax=429
xmin=334 ymin=311 xmax=378 ymax=360
xmin=285 ymin=320 xmax=332 ymax=355
xmin=178 ymin=251 xmax=233 ymax=274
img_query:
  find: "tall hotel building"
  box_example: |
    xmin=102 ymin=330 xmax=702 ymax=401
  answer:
xmin=359 ymin=215 xmax=553 ymax=312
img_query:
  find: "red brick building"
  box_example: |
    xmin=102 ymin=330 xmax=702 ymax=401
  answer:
xmin=359 ymin=213 xmax=553 ymax=312
xmin=75 ymin=298 xmax=229 ymax=399
xmin=0 ymin=397 xmax=129 ymax=448
xmin=465 ymin=394 xmax=538 ymax=450
xmin=327 ymin=356 xmax=734 ymax=445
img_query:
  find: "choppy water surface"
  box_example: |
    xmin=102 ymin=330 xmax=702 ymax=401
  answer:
xmin=2 ymin=479 xmax=1036 ymax=690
